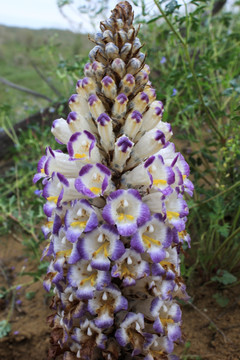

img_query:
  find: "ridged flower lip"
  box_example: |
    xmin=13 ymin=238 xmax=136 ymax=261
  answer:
xmin=67 ymin=260 xmax=111 ymax=300
xmin=102 ymin=189 xmax=151 ymax=236
xmin=65 ymin=199 xmax=99 ymax=243
xmin=87 ymin=285 xmax=128 ymax=329
xmin=130 ymin=213 xmax=173 ymax=263
xmin=67 ymin=131 xmax=96 ymax=159
xmin=75 ymin=163 xmax=111 ymax=198
xmin=77 ymin=224 xmax=125 ymax=271
xmin=111 ymin=248 xmax=150 ymax=286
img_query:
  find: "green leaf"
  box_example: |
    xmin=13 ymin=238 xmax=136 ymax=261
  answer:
xmin=0 ymin=320 xmax=11 ymax=339
xmin=165 ymin=0 xmax=180 ymax=14
xmin=25 ymin=291 xmax=36 ymax=300
xmin=0 ymin=287 xmax=7 ymax=299
xmin=217 ymin=223 xmax=230 ymax=237
xmin=147 ymin=15 xmax=162 ymax=24
xmin=222 ymin=88 xmax=233 ymax=96
xmin=211 ymin=270 xmax=237 ymax=285
xmin=213 ymin=293 xmax=229 ymax=307
xmin=57 ymin=0 xmax=73 ymax=7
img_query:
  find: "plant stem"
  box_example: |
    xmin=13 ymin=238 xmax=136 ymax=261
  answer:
xmin=153 ymin=0 xmax=223 ymax=140
xmin=211 ymin=226 xmax=240 ymax=265
xmin=190 ymin=180 xmax=240 ymax=209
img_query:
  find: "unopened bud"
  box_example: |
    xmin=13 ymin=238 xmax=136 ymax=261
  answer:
xmin=84 ymin=63 xmax=93 ymax=78
xmin=92 ymin=61 xmax=105 ymax=80
xmin=119 ymin=73 xmax=135 ymax=96
xmin=120 ymin=42 xmax=132 ymax=61
xmin=105 ymin=42 xmax=119 ymax=60
xmin=112 ymin=93 xmax=128 ymax=123
xmin=111 ymin=135 xmax=133 ymax=172
xmin=122 ymin=110 xmax=142 ymax=139
xmin=101 ymin=76 xmax=117 ymax=100
xmin=140 ymin=100 xmax=164 ymax=134
xmin=103 ymin=29 xmax=114 ymax=42
xmin=130 ymin=92 xmax=149 ymax=113
xmin=127 ymin=58 xmax=141 ymax=75
xmin=111 ymin=58 xmax=126 ymax=77
xmin=81 ymin=77 xmax=97 ymax=97
xmin=143 ymin=85 xmax=156 ymax=104
xmin=97 ymin=113 xmax=114 ymax=151
xmin=88 ymin=94 xmax=105 ymax=120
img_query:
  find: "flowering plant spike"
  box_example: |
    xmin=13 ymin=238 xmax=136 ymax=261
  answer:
xmin=35 ymin=2 xmax=193 ymax=359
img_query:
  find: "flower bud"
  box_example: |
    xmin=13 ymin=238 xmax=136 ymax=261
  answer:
xmin=120 ymin=42 xmax=132 ymax=61
xmin=111 ymin=58 xmax=126 ymax=77
xmin=103 ymin=29 xmax=114 ymax=42
xmin=88 ymin=94 xmax=106 ymax=120
xmin=130 ymin=91 xmax=149 ymax=113
xmin=121 ymin=110 xmax=142 ymax=139
xmin=68 ymin=94 xmax=91 ymax=121
xmin=127 ymin=57 xmax=142 ymax=75
xmin=111 ymin=135 xmax=133 ymax=172
xmin=119 ymin=73 xmax=135 ymax=96
xmin=101 ymin=76 xmax=117 ymax=100
xmin=112 ymin=93 xmax=128 ymax=122
xmin=84 ymin=63 xmax=93 ymax=77
xmin=141 ymin=100 xmax=164 ymax=133
xmin=105 ymin=42 xmax=119 ymax=60
xmin=81 ymin=77 xmax=98 ymax=97
xmin=92 ymin=61 xmax=105 ymax=80
xmin=96 ymin=113 xmax=115 ymax=151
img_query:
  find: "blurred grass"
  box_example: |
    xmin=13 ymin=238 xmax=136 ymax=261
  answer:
xmin=0 ymin=25 xmax=91 ymax=123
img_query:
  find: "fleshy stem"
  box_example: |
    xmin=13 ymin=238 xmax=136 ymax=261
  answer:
xmin=153 ymin=0 xmax=223 ymax=140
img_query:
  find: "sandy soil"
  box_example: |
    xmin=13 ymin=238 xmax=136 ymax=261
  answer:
xmin=0 ymin=233 xmax=239 ymax=360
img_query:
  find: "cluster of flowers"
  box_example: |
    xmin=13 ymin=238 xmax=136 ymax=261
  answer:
xmin=34 ymin=2 xmax=193 ymax=359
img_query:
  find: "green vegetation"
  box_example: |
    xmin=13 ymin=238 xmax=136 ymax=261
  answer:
xmin=0 ymin=25 xmax=91 ymax=122
xmin=0 ymin=0 xmax=239 ymax=317
xmin=136 ymin=0 xmax=240 ymax=282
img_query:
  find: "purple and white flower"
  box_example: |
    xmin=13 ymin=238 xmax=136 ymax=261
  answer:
xmin=67 ymin=260 xmax=110 ymax=299
xmin=42 ymin=172 xmax=81 ymax=216
xmin=65 ymin=199 xmax=99 ymax=243
xmin=131 ymin=214 xmax=172 ymax=262
xmin=111 ymin=249 xmax=150 ymax=286
xmin=67 ymin=131 xmax=101 ymax=163
xmin=71 ymin=319 xmax=107 ymax=357
xmin=115 ymin=312 xmax=145 ymax=354
xmin=150 ymin=298 xmax=182 ymax=341
xmin=88 ymin=285 xmax=128 ymax=328
xmin=77 ymin=224 xmax=125 ymax=271
xmin=75 ymin=163 xmax=112 ymax=198
xmin=102 ymin=189 xmax=151 ymax=236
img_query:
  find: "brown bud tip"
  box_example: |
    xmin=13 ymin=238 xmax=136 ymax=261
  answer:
xmin=110 ymin=1 xmax=134 ymax=28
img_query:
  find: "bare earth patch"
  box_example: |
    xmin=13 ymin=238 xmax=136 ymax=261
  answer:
xmin=0 ymin=233 xmax=239 ymax=360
